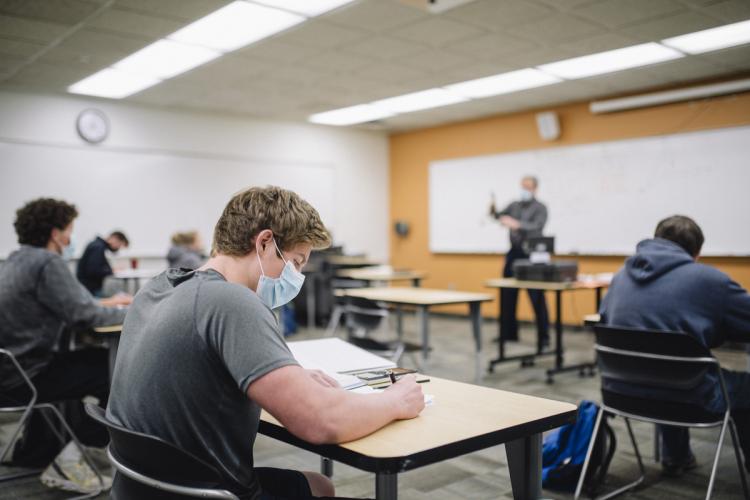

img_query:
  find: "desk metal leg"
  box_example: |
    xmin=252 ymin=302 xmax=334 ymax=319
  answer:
xmin=320 ymin=456 xmax=333 ymax=478
xmin=554 ymin=290 xmax=563 ymax=370
xmin=506 ymin=433 xmax=542 ymax=500
xmin=376 ymin=472 xmax=397 ymax=500
xmin=469 ymin=302 xmax=482 ymax=384
xmin=396 ymin=306 xmax=404 ymax=340
xmin=418 ymin=306 xmax=430 ymax=362
xmin=412 ymin=278 xmax=422 ymax=287
xmin=595 ymin=287 xmax=602 ymax=311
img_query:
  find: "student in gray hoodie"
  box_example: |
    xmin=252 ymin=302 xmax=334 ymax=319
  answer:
xmin=0 ymin=198 xmax=130 ymax=466
xmin=600 ymin=215 xmax=750 ymax=477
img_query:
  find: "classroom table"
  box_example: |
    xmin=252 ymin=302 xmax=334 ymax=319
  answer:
xmin=336 ymin=267 xmax=427 ymax=287
xmin=111 ymin=268 xmax=161 ymax=294
xmin=484 ymin=278 xmax=609 ymax=383
xmin=338 ymin=287 xmax=493 ymax=383
xmin=259 ymin=376 xmax=577 ymax=500
xmin=326 ymin=255 xmax=381 ymax=268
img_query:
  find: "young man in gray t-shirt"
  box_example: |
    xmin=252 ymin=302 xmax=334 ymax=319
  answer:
xmin=108 ymin=186 xmax=424 ymax=499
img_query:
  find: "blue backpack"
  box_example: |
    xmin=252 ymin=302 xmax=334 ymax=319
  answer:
xmin=542 ymin=400 xmax=616 ymax=494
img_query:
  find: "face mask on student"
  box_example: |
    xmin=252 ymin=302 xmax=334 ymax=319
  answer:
xmin=256 ymin=238 xmax=305 ymax=310
xmin=55 ymin=233 xmax=76 ymax=260
xmin=520 ymin=189 xmax=533 ymax=202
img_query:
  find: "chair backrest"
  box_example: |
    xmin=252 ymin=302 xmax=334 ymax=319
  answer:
xmin=345 ymin=297 xmax=388 ymax=331
xmin=593 ymin=325 xmax=724 ymax=424
xmin=84 ymin=404 xmax=227 ymax=491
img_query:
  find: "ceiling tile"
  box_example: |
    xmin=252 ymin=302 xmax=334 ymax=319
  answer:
xmin=573 ymin=0 xmax=687 ymax=28
xmin=507 ymin=15 xmax=607 ymax=44
xmin=321 ymin=0 xmax=428 ymax=33
xmin=88 ymin=7 xmax=185 ymax=39
xmin=130 ymin=78 xmax=209 ymax=106
xmin=4 ymin=60 xmax=91 ymax=88
xmin=51 ymin=28 xmax=151 ymax=57
xmin=437 ymin=61 xmax=518 ymax=85
xmin=697 ymin=44 xmax=750 ymax=71
xmin=302 ymin=50 xmax=377 ymax=72
xmin=0 ymin=0 xmax=104 ymax=25
xmin=281 ymin=19 xmax=369 ymax=49
xmin=37 ymin=44 xmax=124 ymax=73
xmin=498 ymin=46 xmax=578 ymax=68
xmin=580 ymin=65 xmax=677 ymax=93
xmin=698 ymin=0 xmax=750 ymax=22
xmin=114 ymin=0 xmax=232 ymax=22
xmin=559 ymin=33 xmax=641 ymax=54
xmin=536 ymin=0 xmax=606 ymax=10
xmin=619 ymin=10 xmax=724 ymax=41
xmin=353 ymin=61 xmax=429 ymax=84
xmin=342 ymin=36 xmax=428 ymax=61
xmin=392 ymin=48 xmax=473 ymax=73
xmin=0 ymin=53 xmax=24 ymax=76
xmin=387 ymin=17 xmax=487 ymax=47
xmin=175 ymin=55 xmax=277 ymax=87
xmin=449 ymin=32 xmax=540 ymax=59
xmin=0 ymin=14 xmax=68 ymax=43
xmin=444 ymin=0 xmax=554 ymax=31
xmin=234 ymin=39 xmax=321 ymax=64
xmin=0 ymin=37 xmax=45 ymax=57
xmin=644 ymin=56 xmax=739 ymax=82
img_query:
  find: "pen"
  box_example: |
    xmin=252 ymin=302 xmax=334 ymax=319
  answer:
xmin=389 ymin=372 xmax=397 ymax=384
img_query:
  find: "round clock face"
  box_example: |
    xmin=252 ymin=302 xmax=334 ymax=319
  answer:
xmin=76 ymin=108 xmax=109 ymax=143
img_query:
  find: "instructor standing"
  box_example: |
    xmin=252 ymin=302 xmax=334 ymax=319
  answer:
xmin=489 ymin=175 xmax=549 ymax=346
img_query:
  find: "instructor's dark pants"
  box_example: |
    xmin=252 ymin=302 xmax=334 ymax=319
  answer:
xmin=501 ymin=246 xmax=549 ymax=343
xmin=3 ymin=348 xmax=110 ymax=467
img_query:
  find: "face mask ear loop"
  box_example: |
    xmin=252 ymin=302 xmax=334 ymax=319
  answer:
xmin=256 ymin=250 xmax=266 ymax=276
xmin=272 ymin=238 xmax=288 ymax=265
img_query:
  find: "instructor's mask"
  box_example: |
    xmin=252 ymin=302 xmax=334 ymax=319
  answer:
xmin=54 ymin=234 xmax=76 ymax=260
xmin=256 ymin=238 xmax=305 ymax=309
xmin=520 ymin=189 xmax=533 ymax=202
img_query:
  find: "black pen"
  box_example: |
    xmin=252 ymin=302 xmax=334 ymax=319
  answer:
xmin=389 ymin=372 xmax=397 ymax=384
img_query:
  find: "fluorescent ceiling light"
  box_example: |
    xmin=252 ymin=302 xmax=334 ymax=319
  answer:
xmin=662 ymin=19 xmax=750 ymax=54
xmin=251 ymin=0 xmax=356 ymax=17
xmin=445 ymin=68 xmax=561 ymax=98
xmin=169 ymin=1 xmax=304 ymax=52
xmin=538 ymin=43 xmax=684 ymax=79
xmin=309 ymin=104 xmax=394 ymax=126
xmin=113 ymin=40 xmax=220 ymax=80
xmin=68 ymin=68 xmax=161 ymax=98
xmin=372 ymin=88 xmax=467 ymax=113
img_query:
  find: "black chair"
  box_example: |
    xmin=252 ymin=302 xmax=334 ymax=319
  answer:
xmin=84 ymin=404 xmax=239 ymax=499
xmin=0 ymin=349 xmax=105 ymax=497
xmin=574 ymin=325 xmax=750 ymax=500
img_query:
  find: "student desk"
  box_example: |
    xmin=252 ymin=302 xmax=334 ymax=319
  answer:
xmin=259 ymin=376 xmax=576 ymax=500
xmin=338 ymin=288 xmax=493 ymax=383
xmin=484 ymin=278 xmax=608 ymax=383
xmin=336 ymin=268 xmax=426 ymax=287
xmin=326 ymin=255 xmax=381 ymax=268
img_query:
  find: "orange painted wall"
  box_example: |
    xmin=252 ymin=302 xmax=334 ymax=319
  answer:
xmin=389 ymin=91 xmax=750 ymax=323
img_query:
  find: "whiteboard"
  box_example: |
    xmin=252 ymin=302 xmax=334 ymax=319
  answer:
xmin=429 ymin=125 xmax=750 ymax=256
xmin=0 ymin=141 xmax=335 ymax=258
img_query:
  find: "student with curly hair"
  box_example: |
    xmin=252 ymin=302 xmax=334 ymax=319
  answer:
xmin=0 ymin=197 xmax=131 ymax=467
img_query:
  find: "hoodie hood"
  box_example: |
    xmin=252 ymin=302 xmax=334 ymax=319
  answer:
xmin=167 ymin=245 xmax=189 ymax=263
xmin=625 ymin=238 xmax=695 ymax=283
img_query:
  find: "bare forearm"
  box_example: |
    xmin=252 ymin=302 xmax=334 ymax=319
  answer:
xmin=321 ymin=392 xmax=400 ymax=443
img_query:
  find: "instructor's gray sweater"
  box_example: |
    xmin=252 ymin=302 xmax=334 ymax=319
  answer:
xmin=0 ymin=245 xmax=126 ymax=390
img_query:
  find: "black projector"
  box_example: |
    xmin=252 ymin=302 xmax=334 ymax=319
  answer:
xmin=512 ymin=260 xmax=578 ymax=283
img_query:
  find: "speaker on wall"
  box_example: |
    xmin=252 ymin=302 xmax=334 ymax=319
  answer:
xmin=535 ymin=111 xmax=560 ymax=141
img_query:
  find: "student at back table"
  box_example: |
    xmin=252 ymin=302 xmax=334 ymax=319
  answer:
xmin=77 ymin=230 xmax=129 ymax=296
xmin=0 ymin=198 xmax=131 ymax=467
xmin=107 ymin=186 xmax=424 ymax=499
xmin=600 ymin=215 xmax=750 ymax=477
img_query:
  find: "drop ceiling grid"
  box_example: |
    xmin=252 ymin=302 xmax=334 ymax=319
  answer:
xmin=0 ymin=0 xmax=745 ymax=130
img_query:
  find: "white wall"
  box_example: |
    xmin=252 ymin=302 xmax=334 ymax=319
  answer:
xmin=0 ymin=91 xmax=390 ymax=261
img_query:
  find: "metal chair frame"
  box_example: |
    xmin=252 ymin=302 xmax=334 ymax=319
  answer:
xmin=0 ymin=348 xmax=105 ymax=499
xmin=574 ymin=341 xmax=750 ymax=500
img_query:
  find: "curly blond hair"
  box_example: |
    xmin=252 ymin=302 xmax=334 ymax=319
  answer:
xmin=212 ymin=186 xmax=331 ymax=256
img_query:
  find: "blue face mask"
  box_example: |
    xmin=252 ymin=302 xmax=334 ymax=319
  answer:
xmin=256 ymin=239 xmax=305 ymax=310
xmin=56 ymin=234 xmax=76 ymax=260
xmin=520 ymin=189 xmax=533 ymax=202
